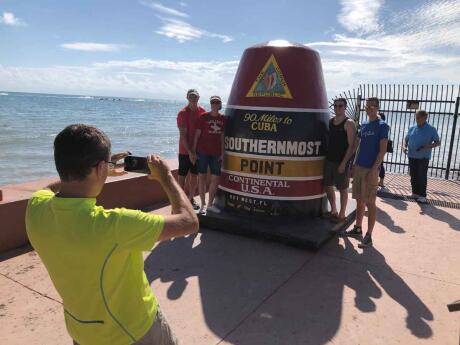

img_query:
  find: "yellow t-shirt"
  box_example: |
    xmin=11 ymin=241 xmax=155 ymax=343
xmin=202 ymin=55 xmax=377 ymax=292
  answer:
xmin=25 ymin=190 xmax=165 ymax=345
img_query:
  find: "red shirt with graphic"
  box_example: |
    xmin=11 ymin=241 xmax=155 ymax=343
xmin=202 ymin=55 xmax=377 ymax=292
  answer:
xmin=196 ymin=112 xmax=226 ymax=156
xmin=177 ymin=105 xmax=206 ymax=155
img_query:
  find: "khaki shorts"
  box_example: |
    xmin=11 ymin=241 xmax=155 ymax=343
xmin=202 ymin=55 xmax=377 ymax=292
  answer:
xmin=352 ymin=165 xmax=378 ymax=203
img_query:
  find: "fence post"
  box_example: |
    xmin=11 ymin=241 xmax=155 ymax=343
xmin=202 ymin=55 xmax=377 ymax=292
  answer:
xmin=445 ymin=96 xmax=460 ymax=179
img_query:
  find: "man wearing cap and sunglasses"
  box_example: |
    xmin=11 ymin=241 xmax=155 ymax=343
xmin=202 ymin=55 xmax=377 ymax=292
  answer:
xmin=192 ymin=96 xmax=225 ymax=214
xmin=177 ymin=89 xmax=206 ymax=210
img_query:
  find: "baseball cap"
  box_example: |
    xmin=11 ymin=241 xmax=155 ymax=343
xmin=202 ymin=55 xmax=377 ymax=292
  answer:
xmin=210 ymin=95 xmax=221 ymax=103
xmin=187 ymin=89 xmax=199 ymax=97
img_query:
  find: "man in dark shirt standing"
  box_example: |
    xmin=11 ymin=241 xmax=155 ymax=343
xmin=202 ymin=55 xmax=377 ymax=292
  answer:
xmin=324 ymin=98 xmax=356 ymax=222
xmin=177 ymin=89 xmax=206 ymax=209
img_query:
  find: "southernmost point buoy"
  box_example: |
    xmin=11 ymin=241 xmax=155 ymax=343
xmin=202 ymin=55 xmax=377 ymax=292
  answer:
xmin=199 ymin=40 xmax=356 ymax=249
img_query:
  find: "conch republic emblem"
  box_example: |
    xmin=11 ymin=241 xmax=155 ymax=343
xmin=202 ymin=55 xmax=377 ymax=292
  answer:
xmin=214 ymin=41 xmax=330 ymax=217
xmin=246 ymin=54 xmax=293 ymax=99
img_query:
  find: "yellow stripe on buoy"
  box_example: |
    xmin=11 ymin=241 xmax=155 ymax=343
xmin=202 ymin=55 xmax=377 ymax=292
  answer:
xmin=224 ymin=153 xmax=323 ymax=177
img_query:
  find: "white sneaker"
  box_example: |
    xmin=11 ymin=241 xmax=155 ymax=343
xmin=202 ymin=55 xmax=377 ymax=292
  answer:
xmin=410 ymin=193 xmax=420 ymax=199
xmin=417 ymin=197 xmax=428 ymax=203
xmin=207 ymin=205 xmax=221 ymax=214
xmin=199 ymin=204 xmax=207 ymax=214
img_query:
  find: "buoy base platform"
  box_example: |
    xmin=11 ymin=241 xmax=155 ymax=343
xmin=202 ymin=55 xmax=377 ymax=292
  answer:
xmin=198 ymin=200 xmax=356 ymax=250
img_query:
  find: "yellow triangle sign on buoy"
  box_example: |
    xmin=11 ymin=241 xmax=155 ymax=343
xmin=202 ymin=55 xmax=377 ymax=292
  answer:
xmin=246 ymin=54 xmax=293 ymax=99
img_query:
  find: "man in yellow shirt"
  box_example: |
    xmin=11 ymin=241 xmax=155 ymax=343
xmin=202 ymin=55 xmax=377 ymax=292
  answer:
xmin=26 ymin=124 xmax=198 ymax=345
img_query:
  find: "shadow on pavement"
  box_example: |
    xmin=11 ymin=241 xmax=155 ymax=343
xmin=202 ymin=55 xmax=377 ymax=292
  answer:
xmin=417 ymin=203 xmax=460 ymax=231
xmin=144 ymin=230 xmax=434 ymax=344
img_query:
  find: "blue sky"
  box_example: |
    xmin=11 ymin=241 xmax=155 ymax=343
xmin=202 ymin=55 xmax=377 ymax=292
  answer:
xmin=1 ymin=0 xmax=459 ymax=100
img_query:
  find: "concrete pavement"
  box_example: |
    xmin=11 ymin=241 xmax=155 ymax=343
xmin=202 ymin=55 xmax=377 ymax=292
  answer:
xmin=1 ymin=196 xmax=459 ymax=344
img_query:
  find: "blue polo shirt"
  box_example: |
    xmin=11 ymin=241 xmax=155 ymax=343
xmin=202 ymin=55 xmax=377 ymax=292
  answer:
xmin=405 ymin=123 xmax=439 ymax=160
xmin=356 ymin=119 xmax=389 ymax=168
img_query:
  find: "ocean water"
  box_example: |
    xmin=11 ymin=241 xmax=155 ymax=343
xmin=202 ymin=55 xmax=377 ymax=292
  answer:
xmin=1 ymin=91 xmax=458 ymax=186
xmin=0 ymin=92 xmax=196 ymax=186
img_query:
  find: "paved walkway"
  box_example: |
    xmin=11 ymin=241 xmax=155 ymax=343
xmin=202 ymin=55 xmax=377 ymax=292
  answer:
xmin=379 ymin=173 xmax=460 ymax=208
xmin=1 ymin=195 xmax=459 ymax=344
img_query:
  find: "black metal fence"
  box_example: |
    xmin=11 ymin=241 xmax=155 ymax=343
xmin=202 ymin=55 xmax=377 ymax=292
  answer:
xmin=331 ymin=84 xmax=460 ymax=180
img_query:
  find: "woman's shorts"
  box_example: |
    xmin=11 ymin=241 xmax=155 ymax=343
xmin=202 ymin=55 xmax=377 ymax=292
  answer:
xmin=197 ymin=153 xmax=222 ymax=176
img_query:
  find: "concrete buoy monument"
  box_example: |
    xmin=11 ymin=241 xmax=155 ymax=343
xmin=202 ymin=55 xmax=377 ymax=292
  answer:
xmin=200 ymin=40 xmax=356 ymax=249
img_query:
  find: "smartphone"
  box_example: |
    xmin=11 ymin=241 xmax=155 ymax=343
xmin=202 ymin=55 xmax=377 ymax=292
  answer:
xmin=124 ymin=156 xmax=150 ymax=174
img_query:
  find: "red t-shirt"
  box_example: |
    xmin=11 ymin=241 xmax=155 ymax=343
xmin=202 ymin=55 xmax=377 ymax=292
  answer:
xmin=177 ymin=105 xmax=206 ymax=155
xmin=196 ymin=112 xmax=226 ymax=156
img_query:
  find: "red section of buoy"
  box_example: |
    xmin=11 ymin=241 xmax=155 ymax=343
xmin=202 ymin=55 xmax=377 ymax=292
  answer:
xmin=227 ymin=41 xmax=328 ymax=109
xmin=216 ymin=41 xmax=330 ymax=217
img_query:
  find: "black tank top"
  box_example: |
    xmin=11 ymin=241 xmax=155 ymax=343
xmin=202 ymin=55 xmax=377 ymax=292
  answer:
xmin=326 ymin=117 xmax=349 ymax=163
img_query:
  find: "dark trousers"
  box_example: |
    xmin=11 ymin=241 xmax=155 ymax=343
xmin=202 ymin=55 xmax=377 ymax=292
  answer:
xmin=379 ymin=164 xmax=385 ymax=179
xmin=409 ymin=158 xmax=429 ymax=197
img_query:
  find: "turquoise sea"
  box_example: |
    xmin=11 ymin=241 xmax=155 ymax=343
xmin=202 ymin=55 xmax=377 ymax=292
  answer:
xmin=0 ymin=91 xmax=200 ymax=186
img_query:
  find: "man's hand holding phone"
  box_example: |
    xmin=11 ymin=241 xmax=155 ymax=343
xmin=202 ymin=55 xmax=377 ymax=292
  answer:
xmin=147 ymin=155 xmax=172 ymax=183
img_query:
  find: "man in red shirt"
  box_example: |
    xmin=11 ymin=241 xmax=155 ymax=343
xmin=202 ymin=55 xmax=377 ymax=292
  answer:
xmin=192 ymin=95 xmax=225 ymax=214
xmin=177 ymin=89 xmax=206 ymax=209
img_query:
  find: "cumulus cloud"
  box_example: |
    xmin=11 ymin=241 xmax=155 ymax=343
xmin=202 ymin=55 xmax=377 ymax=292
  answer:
xmin=338 ymin=0 xmax=384 ymax=35
xmin=156 ymin=18 xmax=232 ymax=43
xmin=307 ymin=0 xmax=460 ymax=97
xmin=61 ymin=42 xmax=129 ymax=52
xmin=0 ymin=11 xmax=25 ymax=26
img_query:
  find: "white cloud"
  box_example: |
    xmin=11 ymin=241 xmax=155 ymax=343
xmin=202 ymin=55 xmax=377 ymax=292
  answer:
xmin=140 ymin=1 xmax=188 ymax=18
xmin=307 ymin=0 xmax=460 ymax=98
xmin=338 ymin=0 xmax=384 ymax=35
xmin=61 ymin=42 xmax=129 ymax=52
xmin=0 ymin=11 xmax=25 ymax=26
xmin=0 ymin=58 xmax=240 ymax=100
xmin=156 ymin=18 xmax=232 ymax=43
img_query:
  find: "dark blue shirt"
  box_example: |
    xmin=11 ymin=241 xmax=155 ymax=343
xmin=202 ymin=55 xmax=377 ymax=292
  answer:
xmin=405 ymin=123 xmax=439 ymax=160
xmin=356 ymin=119 xmax=389 ymax=168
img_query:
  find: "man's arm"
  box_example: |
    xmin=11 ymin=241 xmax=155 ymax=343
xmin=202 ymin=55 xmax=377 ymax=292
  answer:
xmin=147 ymin=155 xmax=199 ymax=241
xmin=338 ymin=120 xmax=357 ymax=173
xmin=192 ymin=129 xmax=201 ymax=155
xmin=179 ymin=127 xmax=191 ymax=154
xmin=372 ymin=139 xmax=388 ymax=171
xmin=367 ymin=138 xmax=388 ymax=184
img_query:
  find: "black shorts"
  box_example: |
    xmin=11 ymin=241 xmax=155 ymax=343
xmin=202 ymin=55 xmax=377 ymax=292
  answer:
xmin=323 ymin=160 xmax=349 ymax=190
xmin=178 ymin=154 xmax=197 ymax=176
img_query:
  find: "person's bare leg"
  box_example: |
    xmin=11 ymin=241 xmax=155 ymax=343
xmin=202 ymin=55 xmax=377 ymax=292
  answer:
xmin=208 ymin=175 xmax=220 ymax=206
xmin=198 ymin=174 xmax=207 ymax=207
xmin=326 ymin=186 xmax=337 ymax=215
xmin=338 ymin=188 xmax=348 ymax=219
xmin=355 ymin=198 xmax=365 ymax=227
xmin=366 ymin=201 xmax=376 ymax=236
xmin=178 ymin=175 xmax=186 ymax=191
xmin=188 ymin=174 xmax=198 ymax=201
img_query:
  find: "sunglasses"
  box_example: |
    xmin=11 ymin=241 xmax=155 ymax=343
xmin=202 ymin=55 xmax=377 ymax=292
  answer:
xmin=334 ymin=104 xmax=345 ymax=108
xmin=211 ymin=101 xmax=221 ymax=105
xmin=92 ymin=160 xmax=117 ymax=169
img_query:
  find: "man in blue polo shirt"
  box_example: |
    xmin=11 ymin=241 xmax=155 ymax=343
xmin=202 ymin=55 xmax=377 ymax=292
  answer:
xmin=345 ymin=97 xmax=389 ymax=248
xmin=403 ymin=110 xmax=440 ymax=203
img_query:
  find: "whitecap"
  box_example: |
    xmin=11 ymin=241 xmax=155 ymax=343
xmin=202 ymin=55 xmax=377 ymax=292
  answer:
xmin=0 ymin=92 xmax=8 ymax=96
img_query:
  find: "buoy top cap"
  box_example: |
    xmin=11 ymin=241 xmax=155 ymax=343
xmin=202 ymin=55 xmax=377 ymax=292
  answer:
xmin=250 ymin=40 xmax=318 ymax=53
